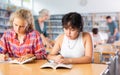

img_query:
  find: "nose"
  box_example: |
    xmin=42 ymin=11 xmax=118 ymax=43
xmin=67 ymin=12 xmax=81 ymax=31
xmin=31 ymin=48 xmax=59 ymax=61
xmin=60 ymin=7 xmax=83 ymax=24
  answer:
xmin=67 ymin=29 xmax=71 ymax=36
xmin=16 ymin=26 xmax=21 ymax=32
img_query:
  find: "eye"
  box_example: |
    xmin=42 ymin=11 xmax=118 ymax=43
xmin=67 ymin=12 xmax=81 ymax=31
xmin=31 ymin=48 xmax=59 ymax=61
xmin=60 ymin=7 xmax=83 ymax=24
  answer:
xmin=20 ymin=26 xmax=25 ymax=28
xmin=64 ymin=27 xmax=68 ymax=30
xmin=71 ymin=28 xmax=75 ymax=31
xmin=15 ymin=24 xmax=18 ymax=26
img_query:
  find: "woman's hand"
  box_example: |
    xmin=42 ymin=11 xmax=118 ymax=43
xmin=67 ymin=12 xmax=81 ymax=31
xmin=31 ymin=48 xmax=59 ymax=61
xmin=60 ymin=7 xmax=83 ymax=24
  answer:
xmin=40 ymin=34 xmax=53 ymax=48
xmin=15 ymin=54 xmax=35 ymax=62
xmin=54 ymin=55 xmax=64 ymax=64
xmin=45 ymin=41 xmax=53 ymax=48
xmin=0 ymin=54 xmax=8 ymax=61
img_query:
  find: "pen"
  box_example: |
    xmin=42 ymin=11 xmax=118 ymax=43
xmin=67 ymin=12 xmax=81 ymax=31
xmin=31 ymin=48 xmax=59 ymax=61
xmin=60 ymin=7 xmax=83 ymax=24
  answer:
xmin=43 ymin=55 xmax=54 ymax=63
xmin=47 ymin=60 xmax=54 ymax=63
xmin=46 ymin=58 xmax=54 ymax=63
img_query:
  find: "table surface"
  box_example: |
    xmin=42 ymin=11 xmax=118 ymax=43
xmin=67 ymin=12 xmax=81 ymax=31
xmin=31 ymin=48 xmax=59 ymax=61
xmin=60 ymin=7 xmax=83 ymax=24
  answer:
xmin=0 ymin=60 xmax=108 ymax=75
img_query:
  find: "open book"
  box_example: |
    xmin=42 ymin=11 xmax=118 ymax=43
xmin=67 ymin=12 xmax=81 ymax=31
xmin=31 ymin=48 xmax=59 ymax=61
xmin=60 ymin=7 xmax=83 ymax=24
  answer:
xmin=40 ymin=62 xmax=72 ymax=70
xmin=9 ymin=56 xmax=36 ymax=64
xmin=0 ymin=58 xmax=12 ymax=63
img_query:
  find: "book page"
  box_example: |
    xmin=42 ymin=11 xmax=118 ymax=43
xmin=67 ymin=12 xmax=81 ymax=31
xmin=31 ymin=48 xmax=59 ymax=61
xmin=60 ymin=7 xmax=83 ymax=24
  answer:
xmin=9 ymin=56 xmax=36 ymax=64
xmin=40 ymin=62 xmax=57 ymax=69
xmin=55 ymin=64 xmax=72 ymax=69
xmin=40 ymin=62 xmax=72 ymax=70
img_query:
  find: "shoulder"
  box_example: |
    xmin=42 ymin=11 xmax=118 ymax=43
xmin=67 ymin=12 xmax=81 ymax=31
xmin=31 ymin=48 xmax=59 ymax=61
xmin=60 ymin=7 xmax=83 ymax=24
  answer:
xmin=0 ymin=29 xmax=15 ymax=39
xmin=3 ymin=29 xmax=15 ymax=36
xmin=82 ymin=32 xmax=91 ymax=38
xmin=28 ymin=30 xmax=41 ymax=38
xmin=82 ymin=32 xmax=92 ymax=41
xmin=55 ymin=34 xmax=64 ymax=41
xmin=112 ymin=21 xmax=118 ymax=27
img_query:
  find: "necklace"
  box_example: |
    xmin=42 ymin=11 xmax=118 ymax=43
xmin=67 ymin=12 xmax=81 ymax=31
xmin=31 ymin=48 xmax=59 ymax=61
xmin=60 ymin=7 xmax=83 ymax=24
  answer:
xmin=67 ymin=38 xmax=78 ymax=49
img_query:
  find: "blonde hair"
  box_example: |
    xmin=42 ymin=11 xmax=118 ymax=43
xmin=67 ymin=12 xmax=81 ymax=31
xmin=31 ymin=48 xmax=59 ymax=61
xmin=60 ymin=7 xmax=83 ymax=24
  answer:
xmin=9 ymin=8 xmax=34 ymax=32
xmin=39 ymin=9 xmax=49 ymax=18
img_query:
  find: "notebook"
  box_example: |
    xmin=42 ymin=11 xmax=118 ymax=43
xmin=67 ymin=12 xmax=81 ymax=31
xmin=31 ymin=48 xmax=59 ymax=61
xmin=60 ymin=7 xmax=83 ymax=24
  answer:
xmin=9 ymin=56 xmax=36 ymax=64
xmin=40 ymin=62 xmax=72 ymax=70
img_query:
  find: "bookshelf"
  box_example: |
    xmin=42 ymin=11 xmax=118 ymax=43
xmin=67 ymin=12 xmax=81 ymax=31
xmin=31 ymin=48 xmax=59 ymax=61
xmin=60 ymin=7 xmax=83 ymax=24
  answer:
xmin=45 ymin=15 xmax=63 ymax=40
xmin=44 ymin=12 xmax=120 ymax=40
xmin=82 ymin=13 xmax=93 ymax=32
xmin=0 ymin=9 xmax=11 ymax=38
xmin=0 ymin=2 xmax=17 ymax=38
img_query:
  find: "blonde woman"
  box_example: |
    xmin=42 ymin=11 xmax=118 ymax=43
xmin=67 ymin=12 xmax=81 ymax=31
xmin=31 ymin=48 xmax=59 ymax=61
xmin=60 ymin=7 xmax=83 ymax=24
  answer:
xmin=0 ymin=9 xmax=47 ymax=61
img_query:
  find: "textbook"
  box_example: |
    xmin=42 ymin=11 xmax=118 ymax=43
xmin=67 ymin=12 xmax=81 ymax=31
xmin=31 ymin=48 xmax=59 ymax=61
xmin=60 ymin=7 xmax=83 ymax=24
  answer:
xmin=9 ymin=56 xmax=36 ymax=64
xmin=40 ymin=62 xmax=72 ymax=70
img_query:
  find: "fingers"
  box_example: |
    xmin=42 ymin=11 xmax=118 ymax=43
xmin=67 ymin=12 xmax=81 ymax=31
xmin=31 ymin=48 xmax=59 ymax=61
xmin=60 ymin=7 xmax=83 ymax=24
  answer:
xmin=54 ymin=55 xmax=64 ymax=64
xmin=46 ymin=42 xmax=53 ymax=48
xmin=15 ymin=54 xmax=34 ymax=62
xmin=55 ymin=59 xmax=64 ymax=64
xmin=0 ymin=54 xmax=7 ymax=61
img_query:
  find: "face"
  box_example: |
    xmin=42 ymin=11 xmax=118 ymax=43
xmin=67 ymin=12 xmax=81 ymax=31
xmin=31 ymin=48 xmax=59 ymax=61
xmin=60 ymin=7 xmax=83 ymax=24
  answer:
xmin=13 ymin=17 xmax=28 ymax=34
xmin=64 ymin=27 xmax=79 ymax=40
xmin=43 ymin=14 xmax=50 ymax=20
xmin=106 ymin=18 xmax=112 ymax=23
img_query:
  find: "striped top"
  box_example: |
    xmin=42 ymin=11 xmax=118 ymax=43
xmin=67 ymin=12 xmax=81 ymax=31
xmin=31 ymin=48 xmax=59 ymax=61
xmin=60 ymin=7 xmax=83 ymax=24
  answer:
xmin=0 ymin=29 xmax=47 ymax=59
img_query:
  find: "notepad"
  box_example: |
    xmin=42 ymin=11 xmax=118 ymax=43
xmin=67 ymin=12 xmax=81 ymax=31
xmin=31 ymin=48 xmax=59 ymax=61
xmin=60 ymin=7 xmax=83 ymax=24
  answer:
xmin=40 ymin=62 xmax=72 ymax=70
xmin=9 ymin=56 xmax=36 ymax=64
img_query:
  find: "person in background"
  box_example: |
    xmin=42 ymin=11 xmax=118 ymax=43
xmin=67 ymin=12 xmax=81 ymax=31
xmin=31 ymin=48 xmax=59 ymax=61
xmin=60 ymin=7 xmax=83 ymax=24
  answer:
xmin=0 ymin=9 xmax=47 ymax=61
xmin=47 ymin=12 xmax=93 ymax=64
xmin=106 ymin=16 xmax=119 ymax=41
xmin=34 ymin=9 xmax=53 ymax=48
xmin=91 ymin=28 xmax=104 ymax=48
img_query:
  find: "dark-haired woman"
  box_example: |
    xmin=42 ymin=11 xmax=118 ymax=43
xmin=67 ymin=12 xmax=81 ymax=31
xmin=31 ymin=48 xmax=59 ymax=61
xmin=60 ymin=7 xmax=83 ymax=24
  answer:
xmin=47 ymin=12 xmax=93 ymax=64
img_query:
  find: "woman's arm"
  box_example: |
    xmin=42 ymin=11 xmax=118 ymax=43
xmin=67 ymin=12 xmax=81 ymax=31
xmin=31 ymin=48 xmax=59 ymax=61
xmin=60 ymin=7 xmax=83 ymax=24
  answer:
xmin=47 ymin=34 xmax=64 ymax=61
xmin=0 ymin=32 xmax=9 ymax=60
xmin=0 ymin=32 xmax=8 ymax=54
xmin=33 ymin=32 xmax=47 ymax=60
xmin=40 ymin=34 xmax=53 ymax=48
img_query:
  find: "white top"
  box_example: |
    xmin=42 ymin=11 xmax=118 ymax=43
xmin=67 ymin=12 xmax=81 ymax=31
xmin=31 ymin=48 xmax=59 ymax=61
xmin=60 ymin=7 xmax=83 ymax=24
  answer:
xmin=89 ymin=32 xmax=108 ymax=45
xmin=60 ymin=32 xmax=85 ymax=58
xmin=40 ymin=23 xmax=44 ymax=31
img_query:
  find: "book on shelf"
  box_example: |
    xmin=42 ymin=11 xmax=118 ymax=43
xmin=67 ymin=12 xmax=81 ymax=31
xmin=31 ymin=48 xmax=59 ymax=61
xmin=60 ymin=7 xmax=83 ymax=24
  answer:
xmin=9 ymin=56 xmax=36 ymax=64
xmin=40 ymin=62 xmax=72 ymax=70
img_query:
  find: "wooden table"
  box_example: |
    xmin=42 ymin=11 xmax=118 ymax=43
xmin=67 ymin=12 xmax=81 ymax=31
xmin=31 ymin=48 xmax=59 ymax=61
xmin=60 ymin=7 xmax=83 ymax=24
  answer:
xmin=0 ymin=60 xmax=108 ymax=75
xmin=94 ymin=48 xmax=117 ymax=64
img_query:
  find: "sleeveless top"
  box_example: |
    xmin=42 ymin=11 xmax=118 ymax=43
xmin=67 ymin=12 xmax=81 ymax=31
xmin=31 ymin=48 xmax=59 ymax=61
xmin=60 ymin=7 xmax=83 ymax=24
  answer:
xmin=60 ymin=32 xmax=85 ymax=58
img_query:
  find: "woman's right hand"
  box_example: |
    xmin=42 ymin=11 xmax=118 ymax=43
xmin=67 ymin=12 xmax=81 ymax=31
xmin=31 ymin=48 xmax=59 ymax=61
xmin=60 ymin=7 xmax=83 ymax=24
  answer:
xmin=0 ymin=54 xmax=7 ymax=61
xmin=54 ymin=55 xmax=64 ymax=64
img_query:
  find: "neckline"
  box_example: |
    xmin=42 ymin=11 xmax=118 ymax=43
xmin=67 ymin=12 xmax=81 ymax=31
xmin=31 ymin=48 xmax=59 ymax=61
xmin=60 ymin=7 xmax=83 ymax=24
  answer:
xmin=67 ymin=34 xmax=79 ymax=49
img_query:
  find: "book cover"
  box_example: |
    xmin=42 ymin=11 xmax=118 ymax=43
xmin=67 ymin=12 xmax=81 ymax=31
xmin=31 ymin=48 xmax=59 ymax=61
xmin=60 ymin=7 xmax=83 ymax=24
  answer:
xmin=9 ymin=56 xmax=36 ymax=64
xmin=40 ymin=62 xmax=72 ymax=70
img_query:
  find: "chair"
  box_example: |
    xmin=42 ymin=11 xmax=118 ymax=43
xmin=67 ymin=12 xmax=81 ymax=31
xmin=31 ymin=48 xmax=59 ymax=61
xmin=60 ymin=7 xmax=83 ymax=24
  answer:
xmin=113 ymin=41 xmax=120 ymax=50
xmin=95 ymin=44 xmax=115 ymax=64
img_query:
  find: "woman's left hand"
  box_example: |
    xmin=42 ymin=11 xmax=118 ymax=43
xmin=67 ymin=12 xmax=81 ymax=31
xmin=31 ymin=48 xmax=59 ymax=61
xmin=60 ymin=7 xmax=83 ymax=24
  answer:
xmin=15 ymin=54 xmax=35 ymax=62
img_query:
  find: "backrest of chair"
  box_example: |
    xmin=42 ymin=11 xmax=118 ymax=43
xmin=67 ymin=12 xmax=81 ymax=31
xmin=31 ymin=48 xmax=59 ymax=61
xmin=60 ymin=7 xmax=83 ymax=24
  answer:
xmin=114 ymin=41 xmax=120 ymax=46
xmin=113 ymin=41 xmax=120 ymax=49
